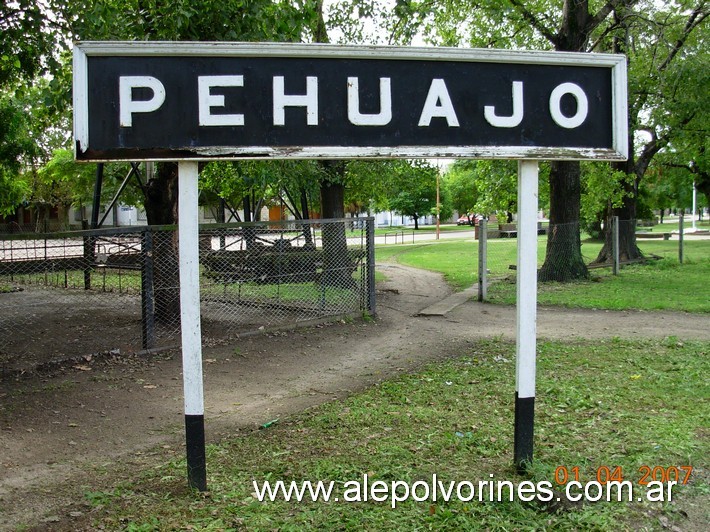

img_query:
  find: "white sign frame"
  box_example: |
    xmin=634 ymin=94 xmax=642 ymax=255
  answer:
xmin=73 ymin=41 xmax=628 ymax=162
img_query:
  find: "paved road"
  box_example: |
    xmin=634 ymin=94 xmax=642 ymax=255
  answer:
xmin=375 ymin=227 xmax=476 ymax=245
xmin=343 ymin=226 xmax=478 ymax=247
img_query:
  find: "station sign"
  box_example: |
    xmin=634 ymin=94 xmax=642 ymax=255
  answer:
xmin=73 ymin=42 xmax=627 ymax=161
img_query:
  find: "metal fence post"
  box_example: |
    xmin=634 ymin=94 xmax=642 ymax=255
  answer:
xmin=82 ymin=219 xmax=93 ymax=289
xmin=141 ymin=228 xmax=156 ymax=349
xmin=478 ymin=219 xmax=488 ymax=302
xmin=679 ymin=214 xmax=684 ymax=264
xmin=367 ymin=217 xmax=376 ymax=316
xmin=218 ymin=198 xmax=227 ymax=250
xmin=612 ymin=216 xmax=620 ymax=275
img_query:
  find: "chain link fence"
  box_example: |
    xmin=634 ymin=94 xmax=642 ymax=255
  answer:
xmin=0 ymin=220 xmax=73 ymax=234
xmin=0 ymin=218 xmax=374 ymax=376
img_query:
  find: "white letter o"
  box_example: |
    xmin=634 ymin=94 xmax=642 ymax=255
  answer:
xmin=549 ymin=82 xmax=588 ymax=129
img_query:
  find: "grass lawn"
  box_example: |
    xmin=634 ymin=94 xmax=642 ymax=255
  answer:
xmin=489 ymin=258 xmax=710 ymax=312
xmin=377 ymin=241 xmax=490 ymax=290
xmin=80 ymin=338 xmax=708 ymax=530
xmin=376 ymin=238 xmax=710 ymax=312
xmin=647 ymin=219 xmax=710 ymax=234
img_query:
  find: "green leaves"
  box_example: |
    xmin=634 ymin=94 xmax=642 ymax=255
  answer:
xmin=0 ymin=0 xmax=62 ymax=86
xmin=386 ymin=160 xmax=442 ymax=227
xmin=70 ymin=0 xmax=316 ymax=43
xmin=0 ymin=95 xmax=36 ymax=214
xmin=443 ymin=160 xmax=518 ymax=219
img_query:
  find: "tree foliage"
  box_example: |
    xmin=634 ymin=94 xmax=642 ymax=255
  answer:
xmin=590 ymin=0 xmax=708 ymax=262
xmin=0 ymin=1 xmax=67 ymax=87
xmin=443 ymin=160 xmax=552 ymax=223
xmin=69 ymin=0 xmax=314 ymax=42
xmin=442 ymin=162 xmax=479 ymax=217
xmin=579 ymin=163 xmax=629 ymax=238
xmin=0 ymin=96 xmax=35 ymax=215
xmin=200 ymin=160 xmax=325 ymax=220
xmin=645 ymin=21 xmax=710 ymax=211
xmin=443 ymin=160 xmax=517 ymax=219
xmin=343 ymin=161 xmax=395 ymax=214
xmin=386 ymin=160 xmax=441 ymax=229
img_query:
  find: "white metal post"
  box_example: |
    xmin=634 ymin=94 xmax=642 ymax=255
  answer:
xmin=178 ymin=161 xmax=207 ymax=491
xmin=436 ymin=173 xmax=440 ymax=240
xmin=514 ymin=160 xmax=538 ymax=472
xmin=478 ymin=219 xmax=488 ymax=302
xmin=690 ymin=180 xmax=698 ymax=232
xmin=612 ymin=216 xmax=620 ymax=275
xmin=679 ymin=213 xmax=684 ymax=264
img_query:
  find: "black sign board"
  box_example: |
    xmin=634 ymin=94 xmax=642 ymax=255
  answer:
xmin=73 ymin=42 xmax=627 ymax=161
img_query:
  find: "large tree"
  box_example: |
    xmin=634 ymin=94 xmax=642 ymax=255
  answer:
xmin=343 ymin=0 xmax=708 ymax=275
xmin=387 ymin=160 xmax=440 ymax=230
xmin=64 ymin=0 xmax=321 ymax=321
xmin=336 ymin=0 xmax=632 ymax=280
xmin=480 ymin=0 xmax=625 ymax=281
xmin=0 ymin=96 xmax=34 ymax=217
xmin=592 ymin=1 xmax=708 ymax=263
xmin=69 ymin=0 xmax=318 ymax=226
xmin=0 ymin=1 xmax=67 ymax=87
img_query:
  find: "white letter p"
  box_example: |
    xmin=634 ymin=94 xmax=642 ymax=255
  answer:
xmin=119 ymin=76 xmax=166 ymax=127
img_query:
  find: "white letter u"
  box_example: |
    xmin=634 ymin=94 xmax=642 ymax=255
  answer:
xmin=347 ymin=77 xmax=392 ymax=126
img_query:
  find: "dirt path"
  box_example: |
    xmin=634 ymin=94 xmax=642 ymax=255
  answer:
xmin=1 ymin=264 xmax=708 ymax=529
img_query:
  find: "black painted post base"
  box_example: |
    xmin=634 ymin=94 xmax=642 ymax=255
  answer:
xmin=514 ymin=393 xmax=535 ymax=474
xmin=185 ymin=414 xmax=207 ymax=491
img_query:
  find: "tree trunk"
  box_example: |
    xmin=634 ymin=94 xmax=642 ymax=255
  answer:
xmin=413 ymin=215 xmax=419 ymax=230
xmin=242 ymin=195 xmax=258 ymax=248
xmin=537 ymin=0 xmax=594 ymax=282
xmin=143 ymin=162 xmax=181 ymax=325
xmin=299 ymin=188 xmax=314 ymax=247
xmin=696 ymin=171 xmax=710 ymax=209
xmin=593 ymin=162 xmax=643 ymax=264
xmin=312 ymin=2 xmax=351 ymax=286
xmin=319 ymin=161 xmax=353 ymax=288
xmin=539 ymin=161 xmax=589 ymax=281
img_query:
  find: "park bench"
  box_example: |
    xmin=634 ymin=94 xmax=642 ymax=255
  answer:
xmin=201 ymin=245 xmax=366 ymax=286
xmin=495 ymin=222 xmax=547 ymax=238
xmin=498 ymin=223 xmax=518 ymax=238
xmin=635 ymin=232 xmax=671 ymax=240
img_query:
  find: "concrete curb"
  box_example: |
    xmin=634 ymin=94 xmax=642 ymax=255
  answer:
xmin=418 ymin=285 xmax=479 ymax=316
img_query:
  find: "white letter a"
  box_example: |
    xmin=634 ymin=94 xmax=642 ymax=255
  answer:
xmin=418 ymin=79 xmax=459 ymax=127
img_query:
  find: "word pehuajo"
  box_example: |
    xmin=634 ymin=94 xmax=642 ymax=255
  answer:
xmin=119 ymin=75 xmax=589 ymax=130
